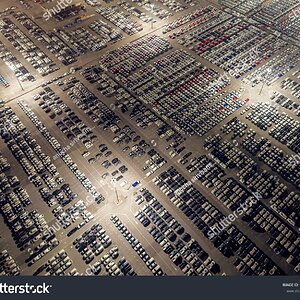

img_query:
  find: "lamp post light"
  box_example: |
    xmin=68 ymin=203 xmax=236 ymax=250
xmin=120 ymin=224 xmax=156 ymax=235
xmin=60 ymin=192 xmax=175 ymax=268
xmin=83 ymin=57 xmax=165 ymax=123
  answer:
xmin=151 ymin=4 xmax=154 ymax=29
xmin=16 ymin=76 xmax=24 ymax=91
xmin=259 ymin=68 xmax=271 ymax=95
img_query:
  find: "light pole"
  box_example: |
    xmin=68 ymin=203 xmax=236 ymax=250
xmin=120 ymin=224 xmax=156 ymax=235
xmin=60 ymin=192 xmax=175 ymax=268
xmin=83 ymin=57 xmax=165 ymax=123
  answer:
xmin=259 ymin=68 xmax=271 ymax=95
xmin=114 ymin=187 xmax=120 ymax=205
xmin=259 ymin=80 xmax=265 ymax=95
xmin=151 ymin=4 xmax=154 ymax=29
xmin=16 ymin=76 xmax=24 ymax=91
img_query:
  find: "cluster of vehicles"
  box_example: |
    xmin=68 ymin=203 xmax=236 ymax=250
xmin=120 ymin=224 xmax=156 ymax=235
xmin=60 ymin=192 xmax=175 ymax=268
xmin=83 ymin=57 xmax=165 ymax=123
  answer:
xmin=0 ymin=74 xmax=9 ymax=87
xmin=281 ymin=77 xmax=300 ymax=99
xmin=122 ymin=49 xmax=202 ymax=104
xmin=245 ymin=102 xmax=300 ymax=154
xmin=118 ymin=1 xmax=155 ymax=24
xmin=99 ymin=35 xmax=171 ymax=77
xmin=203 ymin=132 xmax=300 ymax=271
xmin=271 ymin=91 xmax=300 ymax=116
xmin=0 ymin=41 xmax=34 ymax=82
xmin=0 ymin=250 xmax=20 ymax=275
xmin=143 ymin=149 xmax=166 ymax=177
xmin=89 ymin=19 xmax=123 ymax=44
xmin=56 ymin=112 xmax=96 ymax=149
xmin=243 ymin=45 xmax=300 ymax=86
xmin=56 ymin=28 xmax=106 ymax=54
xmin=54 ymin=199 xmax=94 ymax=232
xmin=251 ymin=0 xmax=299 ymax=26
xmin=65 ymin=81 xmax=120 ymax=128
xmin=14 ymin=11 xmax=77 ymax=66
xmin=135 ymin=189 xmax=220 ymax=275
xmin=153 ymin=164 xmax=285 ymax=275
xmin=133 ymin=0 xmax=172 ymax=19
xmin=18 ymin=101 xmax=105 ymax=204
xmin=96 ymin=6 xmax=143 ymax=35
xmin=162 ymin=6 xmax=215 ymax=34
xmin=157 ymin=0 xmax=186 ymax=13
xmin=35 ymin=86 xmax=68 ymax=119
xmin=111 ymin=215 xmax=165 ymax=276
xmin=0 ymin=18 xmax=57 ymax=76
xmin=73 ymin=223 xmax=113 ymax=264
xmin=34 ymin=250 xmax=73 ymax=276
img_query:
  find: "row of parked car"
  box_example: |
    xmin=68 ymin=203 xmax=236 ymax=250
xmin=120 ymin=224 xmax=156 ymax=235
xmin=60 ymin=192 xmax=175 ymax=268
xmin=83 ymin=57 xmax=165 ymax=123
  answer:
xmin=281 ymin=77 xmax=300 ymax=99
xmin=172 ymin=8 xmax=229 ymax=42
xmin=73 ymin=223 xmax=113 ymax=263
xmin=204 ymin=28 xmax=286 ymax=79
xmin=122 ymin=49 xmax=203 ymax=103
xmin=80 ymin=65 xmax=184 ymax=151
xmin=0 ymin=106 xmax=80 ymax=213
xmin=0 ymin=108 xmax=80 ymax=265
xmin=96 ymin=6 xmax=143 ymax=35
xmin=13 ymin=11 xmax=77 ymax=66
xmin=243 ymin=45 xmax=300 ymax=86
xmin=54 ymin=3 xmax=85 ymax=21
xmin=0 ymin=74 xmax=9 ymax=88
xmin=55 ymin=199 xmax=93 ymax=229
xmin=34 ymin=85 xmax=69 ymax=119
xmin=54 ymin=75 xmax=135 ymax=191
xmin=153 ymin=165 xmax=284 ymax=275
xmin=143 ymin=149 xmax=166 ymax=177
xmin=203 ymin=133 xmax=299 ymax=271
xmin=119 ymin=45 xmax=244 ymax=137
xmin=135 ymin=188 xmax=221 ymax=275
xmin=0 ymin=41 xmax=34 ymax=82
xmin=118 ymin=1 xmax=155 ymax=23
xmin=0 ymin=250 xmax=20 ymax=276
xmin=162 ymin=5 xmax=216 ymax=34
xmin=221 ymin=0 xmax=262 ymax=15
xmin=270 ymin=91 xmax=300 ymax=117
xmin=56 ymin=28 xmax=106 ymax=54
xmin=73 ymin=223 xmax=136 ymax=276
xmin=160 ymin=0 xmax=187 ymax=12
xmin=84 ymin=0 xmax=102 ymax=7
xmin=133 ymin=0 xmax=172 ymax=19
xmin=18 ymin=100 xmax=105 ymax=204
xmin=56 ymin=111 xmax=96 ymax=149
xmin=174 ymin=8 xmax=284 ymax=80
xmin=64 ymin=81 xmax=120 ymax=128
xmin=0 ymin=18 xmax=58 ymax=76
xmin=111 ymin=215 xmax=165 ymax=276
xmin=169 ymin=89 xmax=246 ymax=136
xmin=251 ymin=0 xmax=299 ymax=27
xmin=245 ymin=102 xmax=300 ymax=154
xmin=89 ymin=19 xmax=123 ymax=44
xmin=26 ymin=234 xmax=59 ymax=266
xmin=220 ymin=116 xmax=299 ymax=189
xmin=276 ymin=6 xmax=300 ymax=41
xmin=0 ymin=113 xmax=57 ymax=263
xmin=99 ymin=34 xmax=171 ymax=77
xmin=34 ymin=250 xmax=73 ymax=276
xmin=0 ymin=176 xmax=55 ymax=259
